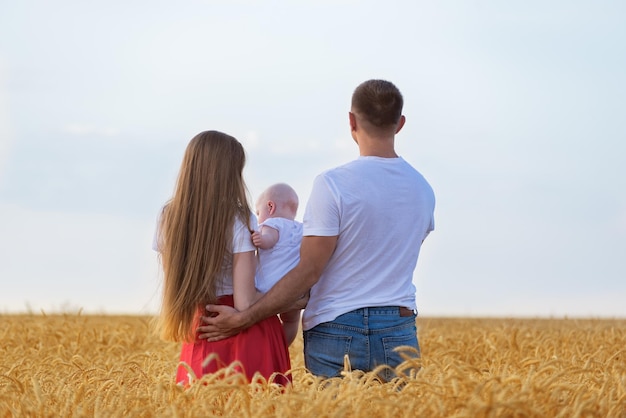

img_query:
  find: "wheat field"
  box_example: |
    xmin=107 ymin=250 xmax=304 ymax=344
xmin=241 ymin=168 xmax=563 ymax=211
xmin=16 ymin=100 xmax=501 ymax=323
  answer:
xmin=1 ymin=314 xmax=624 ymax=417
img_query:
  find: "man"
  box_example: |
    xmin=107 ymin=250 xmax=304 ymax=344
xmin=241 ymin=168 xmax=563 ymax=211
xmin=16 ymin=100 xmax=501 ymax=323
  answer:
xmin=198 ymin=79 xmax=435 ymax=380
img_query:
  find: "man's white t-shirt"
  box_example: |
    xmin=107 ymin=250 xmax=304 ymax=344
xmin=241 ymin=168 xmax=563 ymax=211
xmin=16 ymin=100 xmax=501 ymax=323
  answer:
xmin=255 ymin=217 xmax=303 ymax=293
xmin=302 ymin=156 xmax=435 ymax=331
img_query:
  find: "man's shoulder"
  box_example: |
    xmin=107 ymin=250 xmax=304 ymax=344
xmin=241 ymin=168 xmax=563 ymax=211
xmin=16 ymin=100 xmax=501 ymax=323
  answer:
xmin=317 ymin=158 xmax=365 ymax=179
xmin=320 ymin=159 xmax=357 ymax=174
xmin=321 ymin=156 xmax=419 ymax=177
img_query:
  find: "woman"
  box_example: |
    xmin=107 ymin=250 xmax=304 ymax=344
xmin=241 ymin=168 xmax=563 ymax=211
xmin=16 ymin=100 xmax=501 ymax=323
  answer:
xmin=154 ymin=130 xmax=290 ymax=385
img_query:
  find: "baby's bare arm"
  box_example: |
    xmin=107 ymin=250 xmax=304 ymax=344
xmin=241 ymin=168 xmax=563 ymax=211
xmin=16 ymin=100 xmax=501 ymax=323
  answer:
xmin=252 ymin=225 xmax=279 ymax=249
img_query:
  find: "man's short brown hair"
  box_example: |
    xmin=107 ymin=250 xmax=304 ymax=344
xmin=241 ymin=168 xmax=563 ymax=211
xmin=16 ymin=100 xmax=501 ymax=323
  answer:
xmin=351 ymin=79 xmax=404 ymax=128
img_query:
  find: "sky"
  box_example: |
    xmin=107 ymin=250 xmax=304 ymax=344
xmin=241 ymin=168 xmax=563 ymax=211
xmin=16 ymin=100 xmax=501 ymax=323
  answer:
xmin=1 ymin=0 xmax=625 ymax=318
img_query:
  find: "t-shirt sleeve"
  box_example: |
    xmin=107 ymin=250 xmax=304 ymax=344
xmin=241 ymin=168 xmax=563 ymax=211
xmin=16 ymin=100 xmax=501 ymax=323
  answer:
xmin=260 ymin=217 xmax=283 ymax=232
xmin=232 ymin=213 xmax=257 ymax=253
xmin=303 ymin=174 xmax=340 ymax=237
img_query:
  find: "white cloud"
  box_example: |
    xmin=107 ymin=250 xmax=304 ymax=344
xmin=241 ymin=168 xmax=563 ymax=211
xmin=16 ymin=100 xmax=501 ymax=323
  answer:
xmin=0 ymin=203 xmax=160 ymax=314
xmin=0 ymin=59 xmax=13 ymax=187
xmin=240 ymin=130 xmax=260 ymax=150
xmin=617 ymin=207 xmax=626 ymax=233
xmin=62 ymin=124 xmax=120 ymax=137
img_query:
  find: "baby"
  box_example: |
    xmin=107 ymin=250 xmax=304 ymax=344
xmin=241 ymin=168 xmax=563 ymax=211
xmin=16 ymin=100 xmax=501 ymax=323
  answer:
xmin=252 ymin=183 xmax=303 ymax=346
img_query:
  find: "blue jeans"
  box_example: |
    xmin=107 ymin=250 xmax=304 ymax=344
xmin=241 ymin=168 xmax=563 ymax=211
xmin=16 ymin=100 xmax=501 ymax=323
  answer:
xmin=303 ymin=306 xmax=420 ymax=380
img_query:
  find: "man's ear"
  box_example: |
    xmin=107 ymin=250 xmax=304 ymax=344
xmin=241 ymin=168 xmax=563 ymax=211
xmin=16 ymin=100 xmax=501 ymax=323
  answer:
xmin=395 ymin=115 xmax=406 ymax=134
xmin=349 ymin=111 xmax=357 ymax=132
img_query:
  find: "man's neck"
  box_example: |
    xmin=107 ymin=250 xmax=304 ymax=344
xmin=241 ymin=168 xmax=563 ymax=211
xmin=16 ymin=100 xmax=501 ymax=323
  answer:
xmin=357 ymin=134 xmax=397 ymax=158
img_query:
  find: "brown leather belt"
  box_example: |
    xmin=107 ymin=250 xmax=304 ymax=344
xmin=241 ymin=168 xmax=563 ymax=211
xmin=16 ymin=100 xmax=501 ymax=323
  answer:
xmin=399 ymin=307 xmax=416 ymax=317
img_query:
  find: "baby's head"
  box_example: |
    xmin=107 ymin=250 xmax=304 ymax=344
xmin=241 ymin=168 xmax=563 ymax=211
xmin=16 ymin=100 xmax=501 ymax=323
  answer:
xmin=256 ymin=183 xmax=299 ymax=223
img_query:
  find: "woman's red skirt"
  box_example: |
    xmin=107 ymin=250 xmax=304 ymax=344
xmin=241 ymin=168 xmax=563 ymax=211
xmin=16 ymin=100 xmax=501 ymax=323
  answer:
xmin=175 ymin=295 xmax=291 ymax=385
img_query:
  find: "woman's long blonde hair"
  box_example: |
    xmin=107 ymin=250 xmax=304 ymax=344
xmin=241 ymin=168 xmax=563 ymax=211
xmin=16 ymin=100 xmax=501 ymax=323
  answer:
xmin=157 ymin=131 xmax=251 ymax=342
